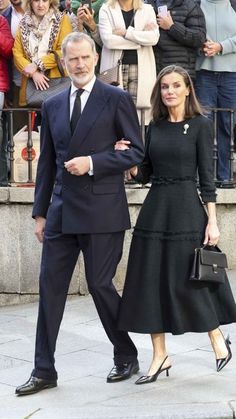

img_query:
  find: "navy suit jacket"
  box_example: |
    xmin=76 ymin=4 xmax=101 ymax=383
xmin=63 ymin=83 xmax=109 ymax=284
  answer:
xmin=32 ymin=79 xmax=144 ymax=234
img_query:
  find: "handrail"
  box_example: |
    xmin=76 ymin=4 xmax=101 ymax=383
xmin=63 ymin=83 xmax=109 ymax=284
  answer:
xmin=1 ymin=106 xmax=236 ymax=187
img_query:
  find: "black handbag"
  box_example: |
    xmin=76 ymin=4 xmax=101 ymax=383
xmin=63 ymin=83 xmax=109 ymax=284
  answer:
xmin=26 ymin=51 xmax=70 ymax=108
xmin=189 ymin=245 xmax=228 ymax=284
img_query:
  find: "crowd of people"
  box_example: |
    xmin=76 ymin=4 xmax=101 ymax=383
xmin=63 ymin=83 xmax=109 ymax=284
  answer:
xmin=0 ymin=0 xmax=236 ymax=185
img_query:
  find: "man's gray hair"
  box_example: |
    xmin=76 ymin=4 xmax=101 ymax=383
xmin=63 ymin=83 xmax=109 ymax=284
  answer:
xmin=61 ymin=32 xmax=97 ymax=57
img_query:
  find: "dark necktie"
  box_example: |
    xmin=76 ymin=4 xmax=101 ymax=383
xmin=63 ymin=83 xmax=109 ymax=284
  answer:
xmin=70 ymin=89 xmax=84 ymax=134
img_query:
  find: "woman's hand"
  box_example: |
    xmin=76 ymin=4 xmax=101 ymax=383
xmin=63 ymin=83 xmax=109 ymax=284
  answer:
xmin=114 ymin=139 xmax=131 ymax=150
xmin=32 ymin=71 xmax=50 ymax=90
xmin=144 ymin=22 xmax=156 ymax=31
xmin=113 ymin=27 xmax=126 ymax=37
xmin=77 ymin=6 xmax=96 ymax=32
xmin=23 ymin=63 xmax=38 ymax=77
xmin=203 ymin=222 xmax=220 ymax=246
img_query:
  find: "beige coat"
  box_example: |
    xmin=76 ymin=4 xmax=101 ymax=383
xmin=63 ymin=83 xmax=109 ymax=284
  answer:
xmin=98 ymin=2 xmax=159 ymax=123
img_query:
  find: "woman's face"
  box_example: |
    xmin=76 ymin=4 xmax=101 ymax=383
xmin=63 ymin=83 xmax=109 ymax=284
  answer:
xmin=31 ymin=0 xmax=50 ymax=19
xmin=160 ymin=72 xmax=190 ymax=110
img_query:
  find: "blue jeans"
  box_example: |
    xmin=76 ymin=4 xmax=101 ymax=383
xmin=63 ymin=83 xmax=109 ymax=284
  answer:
xmin=195 ymin=70 xmax=236 ymax=181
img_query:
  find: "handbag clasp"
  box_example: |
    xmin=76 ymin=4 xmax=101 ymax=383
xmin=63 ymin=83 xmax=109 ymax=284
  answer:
xmin=213 ymin=264 xmax=218 ymax=273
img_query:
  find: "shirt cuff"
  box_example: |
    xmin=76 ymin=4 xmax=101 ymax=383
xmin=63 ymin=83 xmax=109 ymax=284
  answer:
xmin=88 ymin=155 xmax=93 ymax=176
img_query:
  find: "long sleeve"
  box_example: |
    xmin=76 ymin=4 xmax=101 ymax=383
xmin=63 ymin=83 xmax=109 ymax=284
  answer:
xmin=125 ymin=6 xmax=159 ymax=46
xmin=40 ymin=15 xmax=73 ymax=70
xmin=167 ymin=2 xmax=206 ymax=48
xmin=13 ymin=29 xmax=32 ymax=72
xmin=197 ymin=117 xmax=217 ymax=203
xmin=91 ymin=90 xmax=144 ymax=179
xmin=134 ymin=122 xmax=153 ymax=184
xmin=0 ymin=17 xmax=14 ymax=59
xmin=99 ymin=5 xmax=140 ymax=50
xmin=33 ymin=102 xmax=57 ymax=218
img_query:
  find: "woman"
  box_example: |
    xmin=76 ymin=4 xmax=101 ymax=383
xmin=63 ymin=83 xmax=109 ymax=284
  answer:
xmin=195 ymin=0 xmax=236 ymax=184
xmin=0 ymin=15 xmax=14 ymax=186
xmin=117 ymin=65 xmax=236 ymax=384
xmin=98 ymin=0 xmax=159 ymax=123
xmin=72 ymin=1 xmax=103 ymax=69
xmin=71 ymin=0 xmax=104 ymax=23
xmin=13 ymin=0 xmax=72 ymax=106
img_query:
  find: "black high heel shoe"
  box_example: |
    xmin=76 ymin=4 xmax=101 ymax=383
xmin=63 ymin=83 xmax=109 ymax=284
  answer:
xmin=135 ymin=356 xmax=171 ymax=385
xmin=216 ymin=335 xmax=232 ymax=372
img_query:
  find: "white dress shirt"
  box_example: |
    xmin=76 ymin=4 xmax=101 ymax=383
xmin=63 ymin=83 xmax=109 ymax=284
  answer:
xmin=69 ymin=75 xmax=96 ymax=175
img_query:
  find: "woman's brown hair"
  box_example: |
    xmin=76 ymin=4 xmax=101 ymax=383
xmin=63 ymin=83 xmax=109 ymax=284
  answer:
xmin=23 ymin=0 xmax=59 ymax=14
xmin=151 ymin=65 xmax=203 ymax=123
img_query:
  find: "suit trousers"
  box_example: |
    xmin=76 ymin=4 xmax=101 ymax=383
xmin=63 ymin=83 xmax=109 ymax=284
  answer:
xmin=32 ymin=230 xmax=138 ymax=380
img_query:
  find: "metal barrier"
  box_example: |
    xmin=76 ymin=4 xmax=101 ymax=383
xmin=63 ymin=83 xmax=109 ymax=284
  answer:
xmin=2 ymin=107 xmax=236 ymax=187
xmin=212 ymin=108 xmax=236 ymax=187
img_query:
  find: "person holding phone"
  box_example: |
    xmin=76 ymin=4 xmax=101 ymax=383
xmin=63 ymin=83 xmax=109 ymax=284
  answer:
xmin=144 ymin=0 xmax=206 ymax=80
xmin=98 ymin=0 xmax=159 ymax=125
xmin=70 ymin=0 xmax=103 ymax=70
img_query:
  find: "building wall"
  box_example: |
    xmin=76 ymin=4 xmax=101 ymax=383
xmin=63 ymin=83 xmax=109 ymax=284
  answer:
xmin=0 ymin=187 xmax=236 ymax=306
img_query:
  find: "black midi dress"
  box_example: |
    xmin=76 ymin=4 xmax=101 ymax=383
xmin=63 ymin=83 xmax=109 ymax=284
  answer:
xmin=118 ymin=115 xmax=236 ymax=335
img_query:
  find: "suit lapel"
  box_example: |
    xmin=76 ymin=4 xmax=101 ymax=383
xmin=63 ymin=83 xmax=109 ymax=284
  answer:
xmin=52 ymin=88 xmax=71 ymax=145
xmin=66 ymin=80 xmax=110 ymax=158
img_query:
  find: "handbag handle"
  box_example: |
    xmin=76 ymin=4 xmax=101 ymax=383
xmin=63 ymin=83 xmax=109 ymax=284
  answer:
xmin=202 ymin=244 xmax=221 ymax=253
xmin=49 ymin=50 xmax=66 ymax=77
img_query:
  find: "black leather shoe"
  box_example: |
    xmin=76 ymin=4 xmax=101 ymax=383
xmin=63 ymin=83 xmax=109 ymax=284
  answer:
xmin=135 ymin=356 xmax=171 ymax=385
xmin=216 ymin=335 xmax=232 ymax=372
xmin=15 ymin=376 xmax=57 ymax=396
xmin=107 ymin=360 xmax=139 ymax=383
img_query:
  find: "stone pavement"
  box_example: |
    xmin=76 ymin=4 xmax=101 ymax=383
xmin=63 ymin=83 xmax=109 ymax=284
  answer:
xmin=0 ymin=272 xmax=236 ymax=419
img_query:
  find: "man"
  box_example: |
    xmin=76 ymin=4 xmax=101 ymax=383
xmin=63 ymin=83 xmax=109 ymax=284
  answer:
xmin=0 ymin=0 xmax=10 ymax=14
xmin=15 ymin=32 xmax=144 ymax=396
xmin=145 ymin=0 xmax=206 ymax=79
xmin=2 ymin=0 xmax=23 ymax=35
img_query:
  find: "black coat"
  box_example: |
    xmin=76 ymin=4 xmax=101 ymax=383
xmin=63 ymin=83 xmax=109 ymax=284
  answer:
xmin=145 ymin=0 xmax=206 ymax=79
xmin=32 ymin=79 xmax=144 ymax=234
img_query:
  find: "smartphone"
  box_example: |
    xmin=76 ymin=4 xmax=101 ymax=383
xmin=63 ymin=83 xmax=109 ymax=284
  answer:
xmin=158 ymin=5 xmax=168 ymax=16
xmin=81 ymin=0 xmax=92 ymax=13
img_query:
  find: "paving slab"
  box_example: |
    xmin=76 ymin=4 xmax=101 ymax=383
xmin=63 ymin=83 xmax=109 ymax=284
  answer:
xmin=0 ymin=272 xmax=235 ymax=418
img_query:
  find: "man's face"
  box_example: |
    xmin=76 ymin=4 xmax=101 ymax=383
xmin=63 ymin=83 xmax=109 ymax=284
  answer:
xmin=0 ymin=0 xmax=10 ymax=12
xmin=63 ymin=39 xmax=98 ymax=88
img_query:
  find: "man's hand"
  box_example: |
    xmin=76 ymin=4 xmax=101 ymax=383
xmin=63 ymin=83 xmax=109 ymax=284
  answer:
xmin=64 ymin=156 xmax=90 ymax=176
xmin=35 ymin=216 xmax=46 ymax=243
xmin=156 ymin=11 xmax=174 ymax=30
